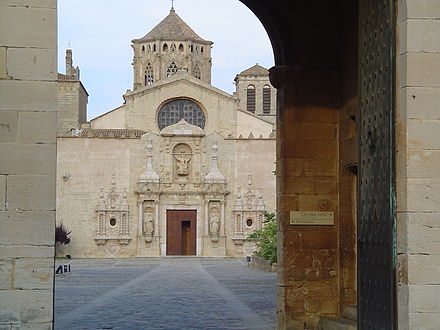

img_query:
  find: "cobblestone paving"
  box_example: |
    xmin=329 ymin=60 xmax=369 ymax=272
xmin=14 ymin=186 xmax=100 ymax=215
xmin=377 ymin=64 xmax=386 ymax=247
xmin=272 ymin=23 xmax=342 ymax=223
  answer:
xmin=54 ymin=258 xmax=276 ymax=330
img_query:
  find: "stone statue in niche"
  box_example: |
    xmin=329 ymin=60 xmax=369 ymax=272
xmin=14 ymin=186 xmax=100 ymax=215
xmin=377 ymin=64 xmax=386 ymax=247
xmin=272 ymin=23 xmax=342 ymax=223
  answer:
xmin=210 ymin=216 xmax=219 ymax=235
xmin=144 ymin=213 xmax=154 ymax=242
xmin=210 ymin=215 xmax=219 ymax=243
xmin=175 ymin=154 xmax=190 ymax=176
xmin=173 ymin=143 xmax=192 ymax=178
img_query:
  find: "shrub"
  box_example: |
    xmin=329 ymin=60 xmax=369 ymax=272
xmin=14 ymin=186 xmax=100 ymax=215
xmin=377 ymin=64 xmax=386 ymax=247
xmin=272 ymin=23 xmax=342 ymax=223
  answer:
xmin=55 ymin=223 xmax=71 ymax=245
xmin=247 ymin=212 xmax=277 ymax=263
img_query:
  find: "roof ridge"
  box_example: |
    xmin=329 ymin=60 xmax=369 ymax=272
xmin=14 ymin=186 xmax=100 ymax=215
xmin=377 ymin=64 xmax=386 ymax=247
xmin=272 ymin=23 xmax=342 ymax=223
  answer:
xmin=133 ymin=10 xmax=211 ymax=44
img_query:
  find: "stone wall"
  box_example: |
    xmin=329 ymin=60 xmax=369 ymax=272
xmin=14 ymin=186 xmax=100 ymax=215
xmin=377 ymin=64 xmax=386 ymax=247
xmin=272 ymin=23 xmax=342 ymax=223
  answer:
xmin=396 ymin=1 xmax=440 ymax=328
xmin=58 ymin=80 xmax=88 ymax=135
xmin=0 ymin=0 xmax=57 ymax=328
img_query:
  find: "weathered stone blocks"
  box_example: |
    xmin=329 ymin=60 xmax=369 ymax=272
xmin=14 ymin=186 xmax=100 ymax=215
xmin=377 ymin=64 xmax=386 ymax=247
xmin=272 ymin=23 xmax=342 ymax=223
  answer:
xmin=0 ymin=144 xmax=56 ymax=175
xmin=7 ymin=48 xmax=56 ymax=81
xmin=0 ymin=81 xmax=57 ymax=111
xmin=0 ymin=5 xmax=56 ymax=48
xmin=6 ymin=175 xmax=55 ymax=210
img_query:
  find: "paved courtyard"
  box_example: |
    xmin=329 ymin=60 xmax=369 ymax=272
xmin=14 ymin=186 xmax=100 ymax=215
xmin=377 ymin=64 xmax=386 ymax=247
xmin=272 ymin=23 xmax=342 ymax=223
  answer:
xmin=54 ymin=258 xmax=276 ymax=329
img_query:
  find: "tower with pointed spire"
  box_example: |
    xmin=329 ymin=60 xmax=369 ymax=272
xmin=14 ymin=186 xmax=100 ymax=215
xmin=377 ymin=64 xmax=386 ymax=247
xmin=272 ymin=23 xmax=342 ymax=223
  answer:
xmin=131 ymin=8 xmax=213 ymax=90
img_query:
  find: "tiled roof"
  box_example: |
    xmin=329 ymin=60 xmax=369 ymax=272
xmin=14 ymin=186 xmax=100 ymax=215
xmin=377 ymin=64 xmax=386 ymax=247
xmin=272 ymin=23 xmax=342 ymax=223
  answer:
xmin=133 ymin=9 xmax=210 ymax=43
xmin=77 ymin=129 xmax=145 ymax=139
xmin=238 ymin=64 xmax=269 ymax=76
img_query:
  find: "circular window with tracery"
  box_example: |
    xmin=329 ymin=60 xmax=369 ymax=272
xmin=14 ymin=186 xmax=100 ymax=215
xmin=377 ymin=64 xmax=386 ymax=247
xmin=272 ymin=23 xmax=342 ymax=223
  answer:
xmin=157 ymin=99 xmax=205 ymax=131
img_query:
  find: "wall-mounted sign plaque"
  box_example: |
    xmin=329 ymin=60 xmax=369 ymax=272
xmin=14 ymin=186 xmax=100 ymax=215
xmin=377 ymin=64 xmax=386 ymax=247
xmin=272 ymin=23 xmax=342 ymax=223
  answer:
xmin=290 ymin=211 xmax=334 ymax=225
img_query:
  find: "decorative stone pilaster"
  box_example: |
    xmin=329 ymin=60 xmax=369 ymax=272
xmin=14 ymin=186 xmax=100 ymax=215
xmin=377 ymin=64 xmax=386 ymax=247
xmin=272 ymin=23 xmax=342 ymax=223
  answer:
xmin=139 ymin=139 xmax=160 ymax=183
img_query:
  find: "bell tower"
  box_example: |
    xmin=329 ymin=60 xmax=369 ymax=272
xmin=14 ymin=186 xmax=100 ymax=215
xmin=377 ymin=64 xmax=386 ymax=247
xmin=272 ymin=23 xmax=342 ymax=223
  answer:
xmin=131 ymin=8 xmax=213 ymax=90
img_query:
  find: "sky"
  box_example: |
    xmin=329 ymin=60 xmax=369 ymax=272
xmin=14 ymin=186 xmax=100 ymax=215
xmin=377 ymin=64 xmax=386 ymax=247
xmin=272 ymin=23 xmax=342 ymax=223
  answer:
xmin=58 ymin=0 xmax=274 ymax=120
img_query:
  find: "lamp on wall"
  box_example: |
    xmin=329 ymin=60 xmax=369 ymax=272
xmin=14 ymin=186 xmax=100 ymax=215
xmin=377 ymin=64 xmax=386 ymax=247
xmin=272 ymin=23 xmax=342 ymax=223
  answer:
xmin=62 ymin=173 xmax=70 ymax=181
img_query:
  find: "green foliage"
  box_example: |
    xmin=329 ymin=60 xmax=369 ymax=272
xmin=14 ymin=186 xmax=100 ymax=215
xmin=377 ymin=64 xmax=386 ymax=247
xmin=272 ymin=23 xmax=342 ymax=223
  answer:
xmin=55 ymin=223 xmax=71 ymax=245
xmin=247 ymin=212 xmax=277 ymax=263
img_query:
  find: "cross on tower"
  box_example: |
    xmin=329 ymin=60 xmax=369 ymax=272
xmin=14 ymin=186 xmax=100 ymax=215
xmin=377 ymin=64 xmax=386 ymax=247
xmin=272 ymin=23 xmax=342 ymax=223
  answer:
xmin=171 ymin=0 xmax=175 ymax=10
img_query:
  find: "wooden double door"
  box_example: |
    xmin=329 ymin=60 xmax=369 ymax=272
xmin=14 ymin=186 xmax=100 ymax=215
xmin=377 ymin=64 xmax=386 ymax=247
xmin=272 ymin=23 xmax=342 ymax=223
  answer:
xmin=166 ymin=210 xmax=197 ymax=256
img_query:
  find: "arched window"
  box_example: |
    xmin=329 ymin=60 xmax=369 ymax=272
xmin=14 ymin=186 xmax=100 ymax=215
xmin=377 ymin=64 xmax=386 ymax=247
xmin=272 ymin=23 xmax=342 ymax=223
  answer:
xmin=145 ymin=63 xmax=154 ymax=86
xmin=141 ymin=45 xmax=145 ymax=53
xmin=190 ymin=45 xmax=193 ymax=52
xmin=153 ymin=44 xmax=156 ymax=52
xmin=147 ymin=45 xmax=151 ymax=52
xmin=166 ymin=61 xmax=178 ymax=77
xmin=179 ymin=44 xmax=184 ymax=52
xmin=247 ymin=85 xmax=256 ymax=113
xmin=157 ymin=99 xmax=206 ymax=130
xmin=163 ymin=43 xmax=168 ymax=52
xmin=263 ymin=85 xmax=271 ymax=114
xmin=201 ymin=47 xmax=204 ymax=53
xmin=192 ymin=64 xmax=201 ymax=80
xmin=171 ymin=43 xmax=176 ymax=52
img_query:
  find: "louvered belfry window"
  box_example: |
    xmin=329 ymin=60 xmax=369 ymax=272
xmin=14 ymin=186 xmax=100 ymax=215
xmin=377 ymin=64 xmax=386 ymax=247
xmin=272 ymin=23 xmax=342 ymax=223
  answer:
xmin=247 ymin=85 xmax=256 ymax=113
xmin=263 ymin=85 xmax=271 ymax=114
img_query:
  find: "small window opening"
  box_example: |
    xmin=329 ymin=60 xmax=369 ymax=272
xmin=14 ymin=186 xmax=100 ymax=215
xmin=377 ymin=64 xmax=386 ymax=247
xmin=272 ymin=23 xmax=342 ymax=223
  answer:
xmin=171 ymin=43 xmax=176 ymax=52
xmin=192 ymin=64 xmax=201 ymax=80
xmin=109 ymin=218 xmax=117 ymax=227
xmin=145 ymin=63 xmax=154 ymax=85
xmin=179 ymin=44 xmax=184 ymax=52
xmin=163 ymin=43 xmax=168 ymax=52
xmin=166 ymin=61 xmax=178 ymax=77
xmin=247 ymin=85 xmax=256 ymax=113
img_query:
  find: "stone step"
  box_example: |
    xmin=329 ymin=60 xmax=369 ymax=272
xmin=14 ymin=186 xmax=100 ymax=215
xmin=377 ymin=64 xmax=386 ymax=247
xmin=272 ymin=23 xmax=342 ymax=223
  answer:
xmin=342 ymin=305 xmax=357 ymax=321
xmin=318 ymin=317 xmax=357 ymax=330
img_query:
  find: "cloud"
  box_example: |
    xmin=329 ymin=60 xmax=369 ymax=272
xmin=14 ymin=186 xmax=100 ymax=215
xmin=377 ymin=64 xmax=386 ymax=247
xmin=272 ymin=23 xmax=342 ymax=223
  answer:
xmin=58 ymin=0 xmax=274 ymax=119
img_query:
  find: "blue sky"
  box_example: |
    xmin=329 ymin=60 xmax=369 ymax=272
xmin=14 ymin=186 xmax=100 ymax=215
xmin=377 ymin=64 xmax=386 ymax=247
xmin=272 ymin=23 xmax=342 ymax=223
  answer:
xmin=58 ymin=0 xmax=274 ymax=119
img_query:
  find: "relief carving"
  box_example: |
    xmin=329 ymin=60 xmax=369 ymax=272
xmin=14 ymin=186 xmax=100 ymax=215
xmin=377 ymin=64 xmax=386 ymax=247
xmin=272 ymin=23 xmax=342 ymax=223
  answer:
xmin=173 ymin=143 xmax=192 ymax=179
xmin=209 ymin=203 xmax=221 ymax=243
xmin=175 ymin=154 xmax=190 ymax=176
xmin=143 ymin=207 xmax=155 ymax=242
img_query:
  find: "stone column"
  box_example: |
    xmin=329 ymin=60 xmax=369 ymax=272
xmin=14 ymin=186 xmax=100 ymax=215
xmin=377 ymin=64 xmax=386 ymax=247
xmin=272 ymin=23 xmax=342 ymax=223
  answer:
xmin=154 ymin=200 xmax=159 ymax=238
xmin=138 ymin=201 xmax=143 ymax=237
xmin=270 ymin=65 xmax=340 ymax=329
xmin=204 ymin=201 xmax=209 ymax=235
xmin=220 ymin=200 xmax=225 ymax=236
xmin=396 ymin=2 xmax=440 ymax=328
xmin=0 ymin=1 xmax=57 ymax=328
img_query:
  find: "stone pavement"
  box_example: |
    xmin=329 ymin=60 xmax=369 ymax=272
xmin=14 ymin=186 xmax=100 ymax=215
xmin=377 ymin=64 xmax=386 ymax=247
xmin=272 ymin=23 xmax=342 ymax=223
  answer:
xmin=54 ymin=258 xmax=276 ymax=329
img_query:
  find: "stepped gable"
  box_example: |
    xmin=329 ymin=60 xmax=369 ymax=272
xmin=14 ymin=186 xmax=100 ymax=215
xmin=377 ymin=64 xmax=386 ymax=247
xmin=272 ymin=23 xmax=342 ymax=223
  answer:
xmin=133 ymin=9 xmax=211 ymax=44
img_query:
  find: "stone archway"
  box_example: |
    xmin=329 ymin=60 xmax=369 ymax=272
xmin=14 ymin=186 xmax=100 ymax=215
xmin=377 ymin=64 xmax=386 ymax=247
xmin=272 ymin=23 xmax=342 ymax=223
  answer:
xmin=5 ymin=0 xmax=440 ymax=329
xmin=240 ymin=0 xmax=396 ymax=329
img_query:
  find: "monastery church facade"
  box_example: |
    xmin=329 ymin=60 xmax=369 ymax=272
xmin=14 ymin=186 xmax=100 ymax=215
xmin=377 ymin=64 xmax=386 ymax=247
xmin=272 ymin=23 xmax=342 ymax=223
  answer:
xmin=56 ymin=8 xmax=276 ymax=258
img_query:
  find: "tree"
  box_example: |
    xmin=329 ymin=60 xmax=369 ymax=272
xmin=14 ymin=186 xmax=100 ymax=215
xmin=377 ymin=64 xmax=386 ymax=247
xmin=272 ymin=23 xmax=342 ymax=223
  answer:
xmin=247 ymin=212 xmax=277 ymax=263
xmin=55 ymin=223 xmax=71 ymax=245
